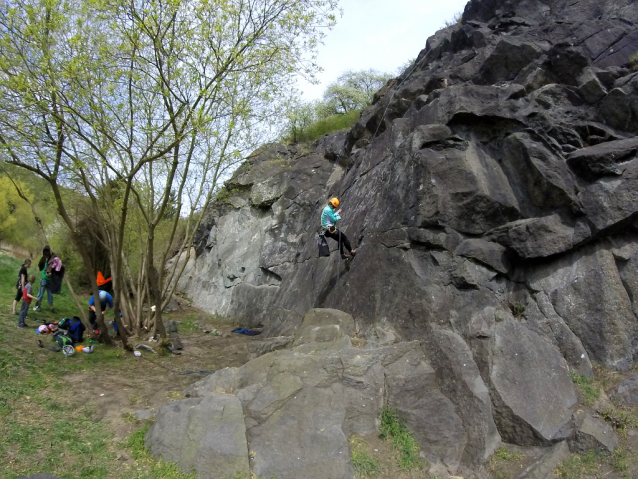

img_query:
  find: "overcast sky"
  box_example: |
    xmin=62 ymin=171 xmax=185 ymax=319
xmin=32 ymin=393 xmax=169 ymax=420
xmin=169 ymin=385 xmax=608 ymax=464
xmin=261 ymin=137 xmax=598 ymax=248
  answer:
xmin=298 ymin=0 xmax=470 ymax=100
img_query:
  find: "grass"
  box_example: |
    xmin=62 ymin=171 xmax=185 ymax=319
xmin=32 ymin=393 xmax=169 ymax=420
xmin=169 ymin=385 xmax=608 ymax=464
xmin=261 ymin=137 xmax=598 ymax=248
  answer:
xmin=0 ymin=251 xmax=204 ymax=479
xmin=489 ymin=446 xmax=526 ymax=479
xmin=349 ymin=436 xmax=380 ymax=476
xmin=492 ymin=446 xmax=525 ymax=462
xmin=570 ymin=373 xmax=600 ymax=405
xmin=555 ymin=451 xmax=601 ymax=478
xmin=291 ymin=110 xmax=361 ymax=144
xmin=122 ymin=424 xmax=196 ymax=478
xmin=379 ymin=406 xmax=424 ymax=471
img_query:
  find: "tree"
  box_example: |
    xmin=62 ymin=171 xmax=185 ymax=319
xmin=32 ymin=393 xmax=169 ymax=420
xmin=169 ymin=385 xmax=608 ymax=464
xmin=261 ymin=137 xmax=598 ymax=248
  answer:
xmin=282 ymin=99 xmax=319 ymax=143
xmin=0 ymin=0 xmax=339 ymax=345
xmin=318 ymin=69 xmax=393 ymax=118
xmin=0 ymin=176 xmax=33 ymax=246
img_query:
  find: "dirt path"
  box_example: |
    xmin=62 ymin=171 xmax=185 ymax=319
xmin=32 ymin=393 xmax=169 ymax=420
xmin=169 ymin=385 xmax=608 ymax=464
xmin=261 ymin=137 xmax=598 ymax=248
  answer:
xmin=62 ymin=313 xmax=259 ymax=452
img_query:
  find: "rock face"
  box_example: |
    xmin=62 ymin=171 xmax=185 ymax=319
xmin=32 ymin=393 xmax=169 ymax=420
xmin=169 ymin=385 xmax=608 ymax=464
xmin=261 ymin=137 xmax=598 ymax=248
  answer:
xmin=160 ymin=0 xmax=638 ymax=476
xmin=148 ymin=309 xmax=504 ymax=478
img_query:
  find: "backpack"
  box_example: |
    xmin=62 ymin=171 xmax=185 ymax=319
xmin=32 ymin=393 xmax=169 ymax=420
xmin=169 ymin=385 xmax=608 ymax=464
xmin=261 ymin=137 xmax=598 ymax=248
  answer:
xmin=317 ymin=234 xmax=330 ymax=257
xmin=52 ymin=330 xmax=74 ymax=348
xmin=59 ymin=316 xmax=86 ymax=343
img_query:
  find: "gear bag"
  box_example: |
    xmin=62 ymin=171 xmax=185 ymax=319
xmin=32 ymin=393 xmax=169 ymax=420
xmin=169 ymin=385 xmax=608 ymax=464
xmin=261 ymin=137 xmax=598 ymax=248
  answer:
xmin=317 ymin=234 xmax=330 ymax=257
xmin=52 ymin=329 xmax=74 ymax=348
xmin=59 ymin=316 xmax=86 ymax=343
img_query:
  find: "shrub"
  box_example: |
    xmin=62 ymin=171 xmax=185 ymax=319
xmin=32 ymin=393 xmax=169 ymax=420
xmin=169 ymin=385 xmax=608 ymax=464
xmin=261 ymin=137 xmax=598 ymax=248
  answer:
xmin=291 ymin=110 xmax=361 ymax=144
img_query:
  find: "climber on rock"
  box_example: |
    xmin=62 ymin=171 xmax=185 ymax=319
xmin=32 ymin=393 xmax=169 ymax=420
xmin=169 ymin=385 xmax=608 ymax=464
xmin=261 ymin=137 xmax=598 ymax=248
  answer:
xmin=321 ymin=197 xmax=358 ymax=260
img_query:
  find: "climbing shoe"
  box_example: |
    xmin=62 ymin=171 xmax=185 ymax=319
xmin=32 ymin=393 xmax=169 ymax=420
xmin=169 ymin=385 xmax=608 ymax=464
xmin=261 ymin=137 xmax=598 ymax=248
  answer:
xmin=341 ymin=253 xmax=351 ymax=260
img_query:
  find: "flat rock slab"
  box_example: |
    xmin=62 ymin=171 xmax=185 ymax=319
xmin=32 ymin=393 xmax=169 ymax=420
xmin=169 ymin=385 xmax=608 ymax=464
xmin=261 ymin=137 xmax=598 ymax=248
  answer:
xmin=491 ymin=321 xmax=577 ymax=445
xmin=567 ymin=136 xmax=638 ymax=181
xmin=517 ymin=441 xmax=570 ymax=479
xmin=146 ymin=393 xmax=249 ymax=479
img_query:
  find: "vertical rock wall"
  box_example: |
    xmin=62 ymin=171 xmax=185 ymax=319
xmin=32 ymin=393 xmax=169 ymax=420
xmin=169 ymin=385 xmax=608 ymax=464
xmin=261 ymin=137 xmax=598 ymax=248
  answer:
xmin=169 ymin=0 xmax=638 ymax=475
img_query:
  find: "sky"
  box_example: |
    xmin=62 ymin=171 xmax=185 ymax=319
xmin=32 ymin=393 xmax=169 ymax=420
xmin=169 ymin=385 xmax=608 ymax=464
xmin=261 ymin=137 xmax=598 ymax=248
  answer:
xmin=298 ymin=0 xmax=471 ymax=100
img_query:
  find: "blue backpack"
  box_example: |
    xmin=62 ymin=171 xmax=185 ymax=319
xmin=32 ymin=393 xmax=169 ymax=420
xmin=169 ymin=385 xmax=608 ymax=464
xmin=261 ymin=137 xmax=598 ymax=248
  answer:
xmin=59 ymin=316 xmax=86 ymax=343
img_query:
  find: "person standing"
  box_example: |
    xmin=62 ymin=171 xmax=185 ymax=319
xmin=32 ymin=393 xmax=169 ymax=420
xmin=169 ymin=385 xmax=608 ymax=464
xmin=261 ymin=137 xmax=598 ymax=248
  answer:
xmin=321 ymin=197 xmax=358 ymax=259
xmin=18 ymin=274 xmax=36 ymax=328
xmin=11 ymin=258 xmax=31 ymax=315
xmin=34 ymin=245 xmax=60 ymax=313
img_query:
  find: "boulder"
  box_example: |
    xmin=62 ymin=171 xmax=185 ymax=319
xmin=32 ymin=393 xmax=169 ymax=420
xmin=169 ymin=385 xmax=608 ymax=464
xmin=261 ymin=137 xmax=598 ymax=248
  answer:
xmin=577 ymin=68 xmax=608 ymax=104
xmin=385 ymin=346 xmax=467 ymax=473
xmin=610 ymin=371 xmax=638 ymax=407
xmin=527 ymin=244 xmax=636 ymax=371
xmin=569 ymin=413 xmax=619 ymax=453
xmin=425 ymin=329 xmax=501 ymax=466
xmin=567 ymin=136 xmax=638 ymax=181
xmin=490 ymin=215 xmax=590 ymax=259
xmin=599 ymin=88 xmax=635 ymax=130
xmin=490 ymin=321 xmax=577 ymax=445
xmin=579 ymin=159 xmax=638 ymax=232
xmin=517 ymin=441 xmax=570 ymax=479
xmin=455 ymin=238 xmax=510 ymax=274
xmin=146 ymin=394 xmax=250 ymax=479
xmin=475 ymin=39 xmax=543 ymax=85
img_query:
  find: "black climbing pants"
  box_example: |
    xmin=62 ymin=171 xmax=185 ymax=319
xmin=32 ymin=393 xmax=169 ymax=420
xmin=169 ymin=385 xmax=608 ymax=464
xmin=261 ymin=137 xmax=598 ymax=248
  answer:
xmin=324 ymin=228 xmax=352 ymax=256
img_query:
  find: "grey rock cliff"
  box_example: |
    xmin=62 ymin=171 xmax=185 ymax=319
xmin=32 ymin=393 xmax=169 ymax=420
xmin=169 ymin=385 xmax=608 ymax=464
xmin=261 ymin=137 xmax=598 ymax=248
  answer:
xmin=161 ymin=0 xmax=637 ymax=475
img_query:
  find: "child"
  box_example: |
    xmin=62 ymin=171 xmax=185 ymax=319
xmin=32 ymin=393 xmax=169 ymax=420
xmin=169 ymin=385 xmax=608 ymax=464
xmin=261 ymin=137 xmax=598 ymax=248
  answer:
xmin=11 ymin=258 xmax=31 ymax=315
xmin=18 ymin=275 xmax=37 ymax=329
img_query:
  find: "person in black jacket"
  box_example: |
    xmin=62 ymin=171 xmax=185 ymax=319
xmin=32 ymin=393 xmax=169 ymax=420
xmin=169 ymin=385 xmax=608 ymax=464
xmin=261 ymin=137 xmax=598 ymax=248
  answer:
xmin=11 ymin=258 xmax=31 ymax=315
xmin=34 ymin=245 xmax=60 ymax=313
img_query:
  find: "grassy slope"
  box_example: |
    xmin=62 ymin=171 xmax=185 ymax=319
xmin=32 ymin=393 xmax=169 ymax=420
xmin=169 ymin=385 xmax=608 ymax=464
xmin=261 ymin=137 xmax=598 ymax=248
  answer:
xmin=288 ymin=109 xmax=361 ymax=144
xmin=0 ymin=252 xmax=195 ymax=479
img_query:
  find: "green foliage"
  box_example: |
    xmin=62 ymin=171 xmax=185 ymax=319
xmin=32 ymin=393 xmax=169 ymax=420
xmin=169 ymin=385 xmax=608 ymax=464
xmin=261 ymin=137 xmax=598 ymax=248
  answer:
xmin=349 ymin=436 xmax=380 ymax=476
xmin=0 ymin=0 xmax=341 ymax=333
xmin=283 ymin=101 xmax=320 ymax=144
xmin=290 ymin=110 xmax=361 ymax=144
xmin=555 ymin=451 xmax=602 ymax=478
xmin=599 ymin=405 xmax=638 ymax=436
xmin=570 ymin=373 xmax=600 ymax=405
xmin=379 ymin=406 xmax=424 ymax=471
xmin=630 ymin=52 xmax=638 ymax=71
xmin=318 ymin=69 xmax=392 ymax=118
xmin=281 ymin=68 xmax=392 ymax=144
xmin=509 ymin=302 xmax=526 ymax=317
xmin=492 ymin=446 xmax=525 ymax=462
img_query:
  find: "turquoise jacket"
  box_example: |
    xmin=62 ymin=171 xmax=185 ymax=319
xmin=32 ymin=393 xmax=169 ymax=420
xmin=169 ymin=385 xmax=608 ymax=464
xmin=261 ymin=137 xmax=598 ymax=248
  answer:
xmin=321 ymin=204 xmax=341 ymax=228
